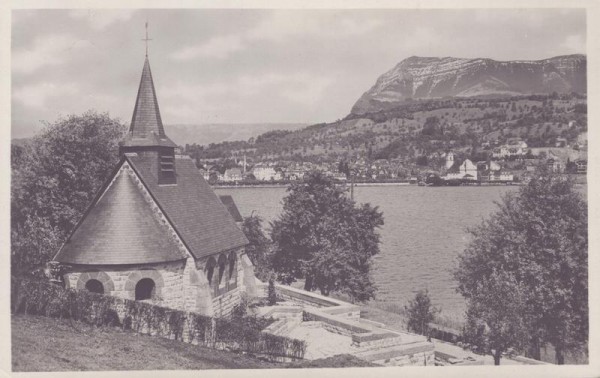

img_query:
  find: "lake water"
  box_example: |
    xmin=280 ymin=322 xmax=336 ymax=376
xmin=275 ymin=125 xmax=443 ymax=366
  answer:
xmin=215 ymin=185 xmax=519 ymax=317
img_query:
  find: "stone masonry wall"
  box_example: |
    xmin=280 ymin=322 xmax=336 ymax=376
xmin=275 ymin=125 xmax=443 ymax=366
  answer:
xmin=212 ymin=287 xmax=241 ymax=318
xmin=64 ymin=247 xmax=249 ymax=317
xmin=193 ymin=247 xmax=246 ymax=318
xmin=64 ymin=260 xmax=186 ymax=310
xmin=374 ymin=349 xmax=435 ymax=367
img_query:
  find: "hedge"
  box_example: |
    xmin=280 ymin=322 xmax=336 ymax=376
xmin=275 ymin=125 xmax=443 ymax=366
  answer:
xmin=11 ymin=276 xmax=306 ymax=360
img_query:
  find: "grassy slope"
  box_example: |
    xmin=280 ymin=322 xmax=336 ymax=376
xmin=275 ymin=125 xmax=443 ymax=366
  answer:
xmin=11 ymin=315 xmax=280 ymax=371
xmin=11 ymin=315 xmax=376 ymax=372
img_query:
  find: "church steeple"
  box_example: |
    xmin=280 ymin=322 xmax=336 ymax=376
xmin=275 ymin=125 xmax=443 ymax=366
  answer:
xmin=120 ymin=24 xmax=177 ymax=185
xmin=121 ymin=56 xmax=176 ymax=149
xmin=131 ymin=57 xmax=165 ymax=139
xmin=121 ymin=22 xmax=176 ymax=151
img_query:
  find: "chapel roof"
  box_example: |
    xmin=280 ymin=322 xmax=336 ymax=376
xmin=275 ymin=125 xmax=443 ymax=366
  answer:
xmin=54 ymin=156 xmax=249 ymax=264
xmin=126 ymin=155 xmax=248 ymax=259
xmin=53 ymin=163 xmax=187 ymax=265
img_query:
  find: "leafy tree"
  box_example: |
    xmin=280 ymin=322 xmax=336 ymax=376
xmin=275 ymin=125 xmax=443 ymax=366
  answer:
xmin=405 ymin=289 xmax=439 ymax=336
xmin=573 ymin=103 xmax=587 ymax=114
xmin=462 ymin=271 xmax=529 ymax=365
xmin=421 ymin=116 xmax=441 ymax=136
xmin=11 ymin=111 xmax=125 ymax=276
xmin=454 ymin=167 xmax=588 ymax=364
xmin=208 ymin=171 xmax=219 ymax=184
xmin=338 ymin=160 xmax=350 ymax=176
xmin=241 ymin=215 xmax=272 ymax=281
xmin=270 ymin=171 xmax=383 ymax=301
xmin=565 ymin=158 xmax=577 ymax=174
xmin=416 ymin=155 xmax=428 ymax=166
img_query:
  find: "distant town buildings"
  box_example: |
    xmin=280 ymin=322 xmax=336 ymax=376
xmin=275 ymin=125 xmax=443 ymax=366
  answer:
xmin=222 ymin=168 xmax=243 ymax=182
xmin=196 ymin=133 xmax=585 ymax=186
xmin=445 ymin=159 xmax=478 ymax=181
xmin=252 ymin=166 xmax=281 ymax=181
xmin=575 ymin=160 xmax=587 ymax=174
xmin=492 ymin=140 xmax=528 ymax=159
xmin=445 ymin=151 xmax=455 ymax=169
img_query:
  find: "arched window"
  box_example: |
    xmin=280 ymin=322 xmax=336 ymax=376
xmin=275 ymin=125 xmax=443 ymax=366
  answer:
xmin=206 ymin=258 xmax=216 ymax=285
xmin=217 ymin=255 xmax=227 ymax=286
xmin=135 ymin=278 xmax=155 ymax=300
xmin=228 ymin=253 xmax=236 ymax=281
xmin=85 ymin=279 xmax=104 ymax=294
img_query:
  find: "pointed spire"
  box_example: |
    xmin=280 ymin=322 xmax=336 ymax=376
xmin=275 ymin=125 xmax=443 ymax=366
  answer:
xmin=130 ymin=57 xmax=165 ymax=138
xmin=120 ymin=26 xmax=176 ymax=152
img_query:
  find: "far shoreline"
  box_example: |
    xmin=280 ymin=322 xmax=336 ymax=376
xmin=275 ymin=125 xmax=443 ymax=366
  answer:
xmin=211 ymin=182 xmax=533 ymax=189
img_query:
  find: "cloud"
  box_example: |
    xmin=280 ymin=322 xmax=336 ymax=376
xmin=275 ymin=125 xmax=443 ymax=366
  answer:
xmin=171 ymin=35 xmax=244 ymax=61
xmin=13 ymin=82 xmax=79 ymax=109
xmin=278 ymin=74 xmax=333 ymax=105
xmin=163 ymin=72 xmax=331 ymax=101
xmin=159 ymin=72 xmax=333 ymax=123
xmin=12 ymin=34 xmax=87 ymax=75
xmin=249 ymin=12 xmax=383 ymax=41
xmin=561 ymin=34 xmax=586 ymax=54
xmin=68 ymin=9 xmax=135 ymax=30
xmin=171 ymin=12 xmax=383 ymax=61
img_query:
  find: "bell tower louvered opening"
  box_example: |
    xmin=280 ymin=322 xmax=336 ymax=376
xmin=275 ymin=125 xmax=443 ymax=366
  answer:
xmin=158 ymin=149 xmax=176 ymax=185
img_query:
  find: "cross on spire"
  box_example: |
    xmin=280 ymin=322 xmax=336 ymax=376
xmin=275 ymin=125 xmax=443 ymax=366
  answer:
xmin=142 ymin=21 xmax=152 ymax=57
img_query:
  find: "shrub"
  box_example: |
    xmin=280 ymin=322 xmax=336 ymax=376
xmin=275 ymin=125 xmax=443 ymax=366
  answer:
xmin=405 ymin=289 xmax=440 ymax=337
xmin=11 ymin=276 xmax=305 ymax=360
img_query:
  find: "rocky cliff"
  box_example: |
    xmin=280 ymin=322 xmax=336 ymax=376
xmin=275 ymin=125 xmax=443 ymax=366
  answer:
xmin=351 ymin=54 xmax=586 ymax=114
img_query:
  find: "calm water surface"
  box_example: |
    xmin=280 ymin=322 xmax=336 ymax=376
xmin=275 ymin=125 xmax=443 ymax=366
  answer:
xmin=216 ymin=185 xmax=519 ymax=317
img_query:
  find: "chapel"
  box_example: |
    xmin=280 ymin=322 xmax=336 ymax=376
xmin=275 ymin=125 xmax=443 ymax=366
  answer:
xmin=52 ymin=49 xmax=254 ymax=317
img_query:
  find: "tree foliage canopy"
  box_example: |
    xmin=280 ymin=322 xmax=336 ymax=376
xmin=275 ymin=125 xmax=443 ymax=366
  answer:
xmin=241 ymin=215 xmax=272 ymax=281
xmin=270 ymin=171 xmax=383 ymax=301
xmin=405 ymin=289 xmax=439 ymax=336
xmin=462 ymin=271 xmax=529 ymax=365
xmin=11 ymin=111 xmax=125 ymax=276
xmin=454 ymin=168 xmax=588 ymax=364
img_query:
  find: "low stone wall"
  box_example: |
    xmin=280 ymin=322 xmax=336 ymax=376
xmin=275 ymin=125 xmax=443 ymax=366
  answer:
xmin=258 ymin=283 xmax=361 ymax=320
xmin=369 ymin=344 xmax=435 ymax=367
xmin=351 ymin=331 xmax=404 ymax=348
xmin=511 ymin=355 xmax=551 ymax=365
xmin=303 ymin=308 xmax=369 ymax=337
xmin=252 ymin=281 xmax=436 ymax=367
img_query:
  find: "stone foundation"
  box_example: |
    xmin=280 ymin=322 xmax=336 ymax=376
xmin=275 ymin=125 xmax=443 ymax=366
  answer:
xmin=212 ymin=287 xmax=241 ymax=318
xmin=64 ymin=261 xmax=186 ymax=310
xmin=63 ymin=248 xmax=248 ymax=317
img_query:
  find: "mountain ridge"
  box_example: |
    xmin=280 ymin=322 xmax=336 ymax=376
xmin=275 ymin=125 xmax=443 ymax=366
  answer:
xmin=351 ymin=54 xmax=586 ymax=115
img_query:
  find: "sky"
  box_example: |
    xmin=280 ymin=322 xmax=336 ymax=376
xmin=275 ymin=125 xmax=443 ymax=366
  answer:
xmin=11 ymin=8 xmax=586 ymax=139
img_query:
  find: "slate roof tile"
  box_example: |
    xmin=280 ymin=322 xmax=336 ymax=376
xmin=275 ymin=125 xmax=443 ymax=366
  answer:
xmin=54 ymin=165 xmax=187 ymax=265
xmin=121 ymin=57 xmax=177 ymax=148
xmin=127 ymin=155 xmax=249 ymax=259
